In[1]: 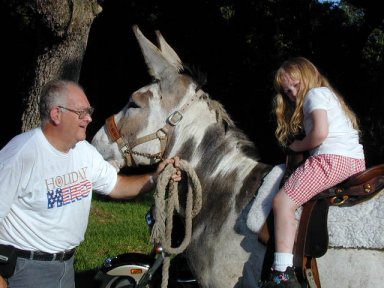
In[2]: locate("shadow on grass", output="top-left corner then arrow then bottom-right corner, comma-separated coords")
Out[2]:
75,269 -> 99,288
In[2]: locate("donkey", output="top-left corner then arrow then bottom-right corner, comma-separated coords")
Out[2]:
91,26 -> 384,287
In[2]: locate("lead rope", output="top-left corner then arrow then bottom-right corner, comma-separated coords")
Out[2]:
151,159 -> 202,288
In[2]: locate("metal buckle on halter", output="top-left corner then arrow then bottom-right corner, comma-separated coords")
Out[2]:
167,111 -> 183,126
120,144 -> 130,155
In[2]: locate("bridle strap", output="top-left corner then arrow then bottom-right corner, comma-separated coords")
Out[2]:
105,115 -> 136,167
105,89 -> 205,167
129,89 -> 204,150
106,115 -> 121,142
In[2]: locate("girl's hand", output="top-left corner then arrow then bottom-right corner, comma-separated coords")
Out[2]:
288,110 -> 328,152
0,275 -> 8,288
289,140 -> 301,152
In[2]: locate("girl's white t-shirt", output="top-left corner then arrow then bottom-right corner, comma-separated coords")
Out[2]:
303,87 -> 364,159
0,127 -> 117,252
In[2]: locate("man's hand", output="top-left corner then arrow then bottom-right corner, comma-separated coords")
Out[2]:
154,156 -> 181,182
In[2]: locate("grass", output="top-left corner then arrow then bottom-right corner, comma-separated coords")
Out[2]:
74,193 -> 153,273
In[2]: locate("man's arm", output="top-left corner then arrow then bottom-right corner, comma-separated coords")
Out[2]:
108,157 -> 181,199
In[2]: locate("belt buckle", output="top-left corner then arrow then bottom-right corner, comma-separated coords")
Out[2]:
59,249 -> 74,261
53,251 -> 64,261
59,251 -> 67,261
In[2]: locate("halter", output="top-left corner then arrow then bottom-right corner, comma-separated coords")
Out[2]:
105,89 -> 204,167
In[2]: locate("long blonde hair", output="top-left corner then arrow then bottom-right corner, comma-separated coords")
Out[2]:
273,57 -> 360,146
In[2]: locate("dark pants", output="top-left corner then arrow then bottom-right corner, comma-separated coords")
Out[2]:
7,255 -> 75,288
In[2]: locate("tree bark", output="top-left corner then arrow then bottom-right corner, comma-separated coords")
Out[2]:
3,0 -> 102,131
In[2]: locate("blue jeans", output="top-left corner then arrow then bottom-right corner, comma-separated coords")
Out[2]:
7,256 -> 75,288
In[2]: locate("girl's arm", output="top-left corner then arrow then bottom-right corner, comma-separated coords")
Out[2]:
289,109 -> 328,152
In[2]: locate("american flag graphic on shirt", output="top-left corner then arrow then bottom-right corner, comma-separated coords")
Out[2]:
47,180 -> 92,208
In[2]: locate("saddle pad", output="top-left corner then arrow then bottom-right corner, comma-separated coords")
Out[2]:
246,164 -> 384,249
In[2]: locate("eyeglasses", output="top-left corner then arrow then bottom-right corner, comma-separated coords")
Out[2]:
58,106 -> 94,119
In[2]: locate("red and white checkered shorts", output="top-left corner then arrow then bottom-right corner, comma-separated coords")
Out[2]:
283,154 -> 366,205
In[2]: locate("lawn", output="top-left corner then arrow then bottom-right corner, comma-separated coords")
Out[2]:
74,193 -> 154,284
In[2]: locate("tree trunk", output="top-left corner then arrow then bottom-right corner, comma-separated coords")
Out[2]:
3,0 -> 102,131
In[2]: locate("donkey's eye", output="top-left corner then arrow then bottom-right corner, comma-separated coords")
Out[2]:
151,78 -> 160,84
128,101 -> 140,109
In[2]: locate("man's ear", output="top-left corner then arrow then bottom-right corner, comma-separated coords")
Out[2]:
50,107 -> 61,125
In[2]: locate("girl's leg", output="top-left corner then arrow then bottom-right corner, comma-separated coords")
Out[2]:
273,189 -> 299,253
272,188 -> 299,271
259,188 -> 301,287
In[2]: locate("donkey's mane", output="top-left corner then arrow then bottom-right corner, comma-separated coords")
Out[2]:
181,64 -> 207,90
181,64 -> 235,128
202,94 -> 260,161
205,97 -> 235,128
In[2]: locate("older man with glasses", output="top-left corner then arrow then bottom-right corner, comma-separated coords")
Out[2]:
0,79 -> 181,288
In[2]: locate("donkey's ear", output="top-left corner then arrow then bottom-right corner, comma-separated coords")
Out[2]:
155,30 -> 183,72
132,25 -> 179,79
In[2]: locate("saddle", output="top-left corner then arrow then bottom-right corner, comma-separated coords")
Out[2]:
260,152 -> 384,288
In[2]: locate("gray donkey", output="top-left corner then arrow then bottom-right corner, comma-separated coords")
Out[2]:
91,26 -> 384,287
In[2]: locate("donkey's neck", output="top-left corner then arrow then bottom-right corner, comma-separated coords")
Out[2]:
171,116 -> 261,194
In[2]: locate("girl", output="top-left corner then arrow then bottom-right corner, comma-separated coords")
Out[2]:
262,57 -> 365,287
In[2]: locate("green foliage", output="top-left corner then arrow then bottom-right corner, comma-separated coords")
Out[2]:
220,5 -> 236,21
339,2 -> 365,26
363,28 -> 384,72
74,195 -> 152,272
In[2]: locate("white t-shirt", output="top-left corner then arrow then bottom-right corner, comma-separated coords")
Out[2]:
303,87 -> 364,159
0,127 -> 117,253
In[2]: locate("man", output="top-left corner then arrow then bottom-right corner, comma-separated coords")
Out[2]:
0,80 -> 181,288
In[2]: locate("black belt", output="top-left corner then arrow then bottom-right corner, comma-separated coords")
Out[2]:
16,248 -> 76,261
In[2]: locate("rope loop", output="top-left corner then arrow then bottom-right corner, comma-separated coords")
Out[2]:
150,159 -> 202,288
